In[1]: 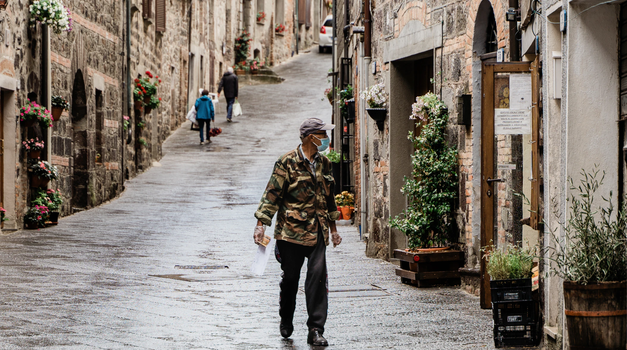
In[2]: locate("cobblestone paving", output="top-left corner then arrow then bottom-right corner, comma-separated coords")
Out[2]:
0,50 -> 497,350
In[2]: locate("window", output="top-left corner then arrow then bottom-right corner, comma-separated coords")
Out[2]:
155,0 -> 166,32
275,0 -> 284,25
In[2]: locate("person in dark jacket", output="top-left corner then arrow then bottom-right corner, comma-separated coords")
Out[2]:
217,67 -> 239,122
194,90 -> 215,145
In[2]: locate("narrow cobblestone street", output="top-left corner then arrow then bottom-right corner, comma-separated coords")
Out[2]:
0,51 -> 497,349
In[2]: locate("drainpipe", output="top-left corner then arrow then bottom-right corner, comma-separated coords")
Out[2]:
187,1 -> 193,109
124,0 -> 131,184
360,47 -> 370,240
42,24 -> 51,164
363,0 -> 370,58
295,0 -> 299,54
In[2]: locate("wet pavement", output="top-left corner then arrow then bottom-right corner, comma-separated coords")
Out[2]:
0,50 -> 498,349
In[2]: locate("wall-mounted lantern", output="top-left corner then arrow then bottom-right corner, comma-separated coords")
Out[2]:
506,8 -> 520,22
0,0 -> 8,10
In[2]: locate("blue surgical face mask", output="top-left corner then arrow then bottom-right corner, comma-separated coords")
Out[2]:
312,135 -> 330,152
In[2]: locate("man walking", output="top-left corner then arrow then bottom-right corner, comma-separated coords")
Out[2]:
194,90 -> 215,144
217,67 -> 238,122
253,118 -> 342,346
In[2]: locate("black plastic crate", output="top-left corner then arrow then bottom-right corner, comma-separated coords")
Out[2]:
490,278 -> 533,303
493,323 -> 540,348
492,301 -> 537,326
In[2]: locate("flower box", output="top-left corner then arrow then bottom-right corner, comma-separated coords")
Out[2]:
393,249 -> 463,288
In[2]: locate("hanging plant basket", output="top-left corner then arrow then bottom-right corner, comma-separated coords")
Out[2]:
134,100 -> 143,110
30,176 -> 50,188
21,119 -> 36,128
51,106 -> 63,121
28,150 -> 42,159
366,108 -> 387,131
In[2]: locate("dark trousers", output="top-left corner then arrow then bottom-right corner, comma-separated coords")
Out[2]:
197,119 -> 211,142
226,97 -> 235,120
276,231 -> 328,332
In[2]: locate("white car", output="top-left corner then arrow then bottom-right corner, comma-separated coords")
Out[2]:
319,15 -> 333,53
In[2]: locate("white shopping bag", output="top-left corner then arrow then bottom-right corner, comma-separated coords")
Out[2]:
250,238 -> 275,276
186,106 -> 197,125
233,100 -> 243,117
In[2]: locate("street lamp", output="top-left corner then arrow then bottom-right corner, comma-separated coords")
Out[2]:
0,0 -> 7,10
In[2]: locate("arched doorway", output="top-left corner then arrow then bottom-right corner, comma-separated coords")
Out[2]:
72,69 -> 89,208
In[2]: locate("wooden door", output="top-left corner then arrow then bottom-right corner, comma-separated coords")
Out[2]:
480,59 -> 540,309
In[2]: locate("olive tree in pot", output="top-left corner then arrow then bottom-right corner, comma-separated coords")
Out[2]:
546,168 -> 626,350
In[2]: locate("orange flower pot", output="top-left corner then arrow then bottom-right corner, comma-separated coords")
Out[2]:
337,206 -> 343,220
340,206 -> 352,220
51,106 -> 63,121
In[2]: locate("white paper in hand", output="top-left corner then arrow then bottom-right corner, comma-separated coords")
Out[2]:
250,238 -> 274,276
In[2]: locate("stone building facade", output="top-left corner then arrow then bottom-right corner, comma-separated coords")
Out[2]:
332,0 -> 545,311
0,0 -> 302,230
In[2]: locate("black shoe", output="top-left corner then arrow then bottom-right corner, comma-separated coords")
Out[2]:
280,322 -> 293,338
307,328 -> 328,346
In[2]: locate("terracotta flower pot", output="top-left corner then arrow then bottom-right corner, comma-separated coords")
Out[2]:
51,106 -> 63,121
30,176 -> 50,188
337,206 -> 343,220
134,100 -> 143,110
235,69 -> 245,76
28,150 -> 41,159
340,206 -> 352,220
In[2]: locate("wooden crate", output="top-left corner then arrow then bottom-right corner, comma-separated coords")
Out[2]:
393,249 -> 464,288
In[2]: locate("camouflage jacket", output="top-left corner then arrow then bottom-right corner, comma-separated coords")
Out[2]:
255,146 -> 340,246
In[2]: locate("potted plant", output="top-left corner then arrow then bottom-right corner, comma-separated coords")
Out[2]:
389,93 -> 460,287
360,82 -> 388,130
29,160 -> 59,188
545,168 -> 627,350
0,206 -> 8,227
24,205 -> 49,229
19,101 -> 53,128
324,148 -> 341,194
338,85 -> 354,123
256,11 -> 266,22
234,31 -> 252,67
483,243 -> 540,347
22,138 -> 45,159
275,23 -> 286,34
145,95 -> 161,114
324,87 -> 334,105
51,95 -> 69,121
33,189 -> 62,224
29,0 -> 72,34
335,191 -> 354,220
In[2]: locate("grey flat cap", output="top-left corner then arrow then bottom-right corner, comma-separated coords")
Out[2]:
300,118 -> 335,136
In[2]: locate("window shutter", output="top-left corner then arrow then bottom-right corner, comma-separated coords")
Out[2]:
305,0 -> 311,27
298,0 -> 305,24
143,0 -> 153,19
156,0 -> 166,32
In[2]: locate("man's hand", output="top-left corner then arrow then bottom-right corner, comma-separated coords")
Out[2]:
331,231 -> 342,247
254,225 -> 266,245
217,93 -> 220,98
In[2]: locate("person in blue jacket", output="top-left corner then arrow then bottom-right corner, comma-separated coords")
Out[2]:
194,90 -> 215,144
